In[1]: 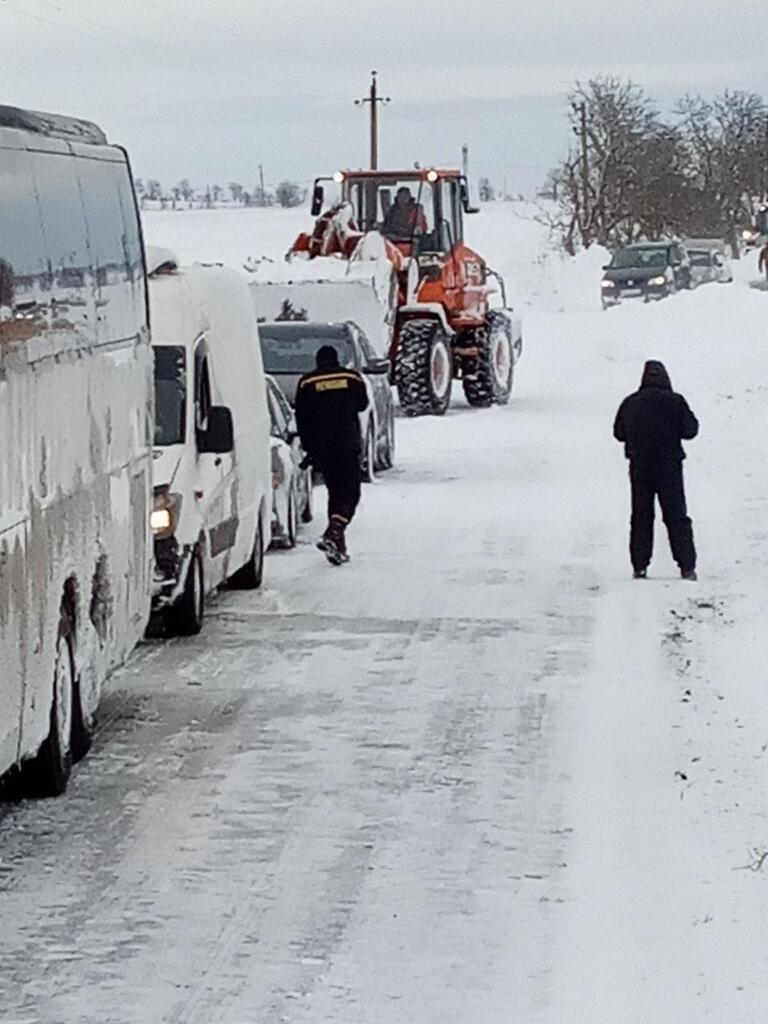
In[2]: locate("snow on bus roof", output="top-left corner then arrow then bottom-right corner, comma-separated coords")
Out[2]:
0,105 -> 107,145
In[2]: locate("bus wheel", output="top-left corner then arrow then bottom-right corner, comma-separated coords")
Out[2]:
26,627 -> 75,797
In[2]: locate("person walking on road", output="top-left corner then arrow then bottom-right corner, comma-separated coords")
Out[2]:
613,360 -> 699,580
758,242 -> 768,286
295,345 -> 369,565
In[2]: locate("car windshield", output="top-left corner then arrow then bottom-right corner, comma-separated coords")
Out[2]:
154,346 -> 186,446
689,251 -> 712,266
259,327 -> 353,373
611,247 -> 669,269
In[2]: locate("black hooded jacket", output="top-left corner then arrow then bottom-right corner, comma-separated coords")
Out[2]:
613,361 -> 699,465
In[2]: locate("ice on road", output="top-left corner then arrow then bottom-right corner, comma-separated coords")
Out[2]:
2,205 -> 768,1023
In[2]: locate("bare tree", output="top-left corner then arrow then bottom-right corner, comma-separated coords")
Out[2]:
275,180 -> 303,208
229,182 -> 244,204
676,90 -> 767,255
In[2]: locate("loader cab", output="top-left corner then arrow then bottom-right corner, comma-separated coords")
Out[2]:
336,170 -> 470,257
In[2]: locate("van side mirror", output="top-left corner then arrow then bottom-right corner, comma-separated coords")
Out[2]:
365,357 -> 391,375
311,183 -> 325,217
198,406 -> 234,454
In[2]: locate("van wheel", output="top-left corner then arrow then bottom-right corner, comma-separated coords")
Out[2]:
230,517 -> 264,589
284,488 -> 298,549
25,629 -> 75,797
167,547 -> 204,636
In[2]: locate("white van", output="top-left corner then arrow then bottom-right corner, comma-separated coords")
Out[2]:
0,105 -> 152,795
148,253 -> 271,634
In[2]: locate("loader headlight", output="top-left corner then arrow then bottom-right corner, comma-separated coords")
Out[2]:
648,275 -> 667,286
426,169 -> 439,183
151,486 -> 182,538
333,171 -> 345,183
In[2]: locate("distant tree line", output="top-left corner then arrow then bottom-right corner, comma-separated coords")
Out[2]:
542,77 -> 768,255
133,177 -> 307,210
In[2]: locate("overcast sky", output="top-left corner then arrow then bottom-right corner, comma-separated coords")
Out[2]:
2,0 -> 766,194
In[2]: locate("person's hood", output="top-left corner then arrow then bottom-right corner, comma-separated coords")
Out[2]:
640,360 -> 672,390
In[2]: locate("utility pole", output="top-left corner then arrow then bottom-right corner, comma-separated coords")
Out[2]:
258,163 -> 265,207
355,71 -> 390,169
572,100 -> 590,241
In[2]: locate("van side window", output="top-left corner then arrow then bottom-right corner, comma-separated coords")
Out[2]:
194,347 -> 212,434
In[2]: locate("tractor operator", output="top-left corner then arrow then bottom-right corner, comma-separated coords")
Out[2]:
295,344 -> 369,565
383,186 -> 427,240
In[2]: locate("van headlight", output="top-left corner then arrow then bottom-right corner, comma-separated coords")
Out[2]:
151,486 -> 182,538
601,279 -> 615,289
648,275 -> 667,286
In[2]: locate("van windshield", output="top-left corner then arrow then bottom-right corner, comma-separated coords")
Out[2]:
259,326 -> 353,373
154,346 -> 186,446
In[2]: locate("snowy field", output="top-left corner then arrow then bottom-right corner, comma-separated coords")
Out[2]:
1,201 -> 768,1022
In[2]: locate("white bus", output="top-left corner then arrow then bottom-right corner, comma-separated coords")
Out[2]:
0,105 -> 152,795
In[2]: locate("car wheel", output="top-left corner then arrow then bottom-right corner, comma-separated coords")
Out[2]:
380,405 -> 395,470
361,420 -> 376,483
301,468 -> 314,522
285,487 -> 298,549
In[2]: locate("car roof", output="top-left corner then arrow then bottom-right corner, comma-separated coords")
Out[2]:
259,321 -> 355,337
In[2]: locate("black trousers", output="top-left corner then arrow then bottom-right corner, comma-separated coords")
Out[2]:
320,454 -> 361,525
629,461 -> 696,572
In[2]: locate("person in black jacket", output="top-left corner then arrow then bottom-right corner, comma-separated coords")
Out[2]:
295,344 -> 369,564
613,360 -> 699,580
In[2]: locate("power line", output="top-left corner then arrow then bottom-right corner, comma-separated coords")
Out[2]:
2,0 -> 348,104
133,0 -> 359,73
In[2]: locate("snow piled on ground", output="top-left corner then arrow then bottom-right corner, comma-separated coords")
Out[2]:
143,201 -> 768,1021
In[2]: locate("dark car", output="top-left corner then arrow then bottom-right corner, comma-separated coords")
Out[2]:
258,320 -> 395,480
601,242 -> 692,309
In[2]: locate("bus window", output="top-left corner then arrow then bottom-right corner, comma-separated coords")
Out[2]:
0,149 -> 47,341
31,150 -> 93,335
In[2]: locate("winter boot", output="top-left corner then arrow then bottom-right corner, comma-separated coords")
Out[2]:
633,569 -> 647,579
680,568 -> 698,581
317,515 -> 350,565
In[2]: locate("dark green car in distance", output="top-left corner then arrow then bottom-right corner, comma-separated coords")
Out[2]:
601,242 -> 692,309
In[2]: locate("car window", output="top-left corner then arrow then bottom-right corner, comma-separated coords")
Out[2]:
689,251 -> 712,266
357,331 -> 378,365
267,383 -> 289,438
611,247 -> 668,269
259,326 -> 354,371
271,381 -> 295,427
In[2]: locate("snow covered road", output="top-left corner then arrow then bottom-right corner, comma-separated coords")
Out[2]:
2,206 -> 768,1022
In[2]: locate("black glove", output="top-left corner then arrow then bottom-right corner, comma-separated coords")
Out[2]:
299,454 -> 313,471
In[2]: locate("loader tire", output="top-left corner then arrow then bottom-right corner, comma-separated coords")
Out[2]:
462,311 -> 514,408
395,320 -> 452,417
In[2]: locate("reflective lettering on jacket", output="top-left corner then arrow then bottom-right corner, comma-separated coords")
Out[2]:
315,378 -> 350,392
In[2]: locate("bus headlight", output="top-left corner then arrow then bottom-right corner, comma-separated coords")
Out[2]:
151,486 -> 182,538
